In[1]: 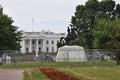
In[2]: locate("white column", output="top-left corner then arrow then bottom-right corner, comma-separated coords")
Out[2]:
29,39 -> 32,53
22,39 -> 25,53
42,39 -> 45,52
36,39 -> 39,57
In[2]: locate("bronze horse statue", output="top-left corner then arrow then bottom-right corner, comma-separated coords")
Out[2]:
59,26 -> 78,45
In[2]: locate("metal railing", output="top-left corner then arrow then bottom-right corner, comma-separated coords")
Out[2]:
0,49 -> 118,67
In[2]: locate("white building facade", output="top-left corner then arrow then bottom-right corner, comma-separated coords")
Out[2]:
20,31 -> 65,54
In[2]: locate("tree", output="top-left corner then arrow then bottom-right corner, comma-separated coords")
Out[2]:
92,19 -> 120,64
70,0 -> 120,49
0,6 -> 22,50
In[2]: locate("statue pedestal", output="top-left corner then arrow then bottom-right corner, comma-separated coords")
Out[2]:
56,45 -> 87,62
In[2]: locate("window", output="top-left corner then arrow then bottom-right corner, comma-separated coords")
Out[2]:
46,40 -> 49,44
39,40 -> 41,44
52,47 -> 54,52
32,40 -> 35,44
51,40 -> 54,44
39,48 -> 41,52
46,47 -> 49,52
26,48 -> 28,52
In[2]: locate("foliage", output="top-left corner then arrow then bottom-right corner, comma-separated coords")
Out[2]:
92,19 -> 120,49
70,0 -> 120,49
0,5 -> 22,50
92,19 -> 120,64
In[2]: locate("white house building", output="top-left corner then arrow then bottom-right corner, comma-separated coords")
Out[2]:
20,31 -> 65,54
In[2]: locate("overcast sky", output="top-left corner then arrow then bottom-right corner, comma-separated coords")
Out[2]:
1,0 -> 120,33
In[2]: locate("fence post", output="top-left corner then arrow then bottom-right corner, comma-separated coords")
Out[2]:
13,50 -> 18,68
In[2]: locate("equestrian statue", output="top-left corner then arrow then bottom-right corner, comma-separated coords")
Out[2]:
57,26 -> 79,48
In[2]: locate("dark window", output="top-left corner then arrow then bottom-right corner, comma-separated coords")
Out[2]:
26,48 -> 28,52
39,40 -> 41,44
46,40 -> 49,44
39,48 -> 41,52
52,47 -> 54,52
46,47 -> 49,52
32,40 -> 35,44
51,40 -> 54,44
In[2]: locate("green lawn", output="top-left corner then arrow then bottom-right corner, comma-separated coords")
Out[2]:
57,68 -> 89,80
23,67 -> 120,80
0,61 -> 120,80
24,68 -> 49,80
57,67 -> 120,80
0,61 -> 117,68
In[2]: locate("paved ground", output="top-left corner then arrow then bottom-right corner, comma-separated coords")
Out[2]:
0,69 -> 24,80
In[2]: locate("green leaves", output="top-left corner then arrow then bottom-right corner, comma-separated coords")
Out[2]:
92,19 -> 120,49
70,0 -> 120,49
0,6 -> 22,50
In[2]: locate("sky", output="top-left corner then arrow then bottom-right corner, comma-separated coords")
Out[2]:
1,0 -> 120,33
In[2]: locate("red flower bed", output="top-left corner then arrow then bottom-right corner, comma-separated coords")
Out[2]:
40,67 -> 80,80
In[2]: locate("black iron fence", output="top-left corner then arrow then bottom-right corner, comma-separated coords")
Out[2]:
0,49 -> 118,67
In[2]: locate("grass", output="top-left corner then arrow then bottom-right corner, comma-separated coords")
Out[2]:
77,67 -> 120,80
23,68 -> 49,80
0,61 -> 117,68
32,68 -> 49,80
23,67 -> 120,80
23,70 -> 29,80
57,68 -> 90,80
0,61 -> 120,80
57,67 -> 120,80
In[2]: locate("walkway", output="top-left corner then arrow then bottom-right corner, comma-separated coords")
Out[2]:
0,69 -> 24,80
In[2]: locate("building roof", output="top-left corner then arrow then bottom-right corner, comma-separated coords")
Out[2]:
22,31 -> 65,39
23,32 -> 45,39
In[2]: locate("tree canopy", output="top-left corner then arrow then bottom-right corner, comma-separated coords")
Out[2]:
92,19 -> 120,49
67,0 -> 120,65
70,0 -> 120,49
92,18 -> 120,64
0,5 -> 22,50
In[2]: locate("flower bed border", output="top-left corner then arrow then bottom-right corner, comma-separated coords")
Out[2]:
39,67 -> 80,80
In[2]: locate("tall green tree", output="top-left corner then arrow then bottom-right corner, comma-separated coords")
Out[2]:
92,19 -> 120,64
0,6 -> 22,50
70,0 -> 120,49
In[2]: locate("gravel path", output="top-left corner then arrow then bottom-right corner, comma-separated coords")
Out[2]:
0,69 -> 24,80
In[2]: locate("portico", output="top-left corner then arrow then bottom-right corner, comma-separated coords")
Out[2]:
21,38 -> 44,53
20,32 -> 65,55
